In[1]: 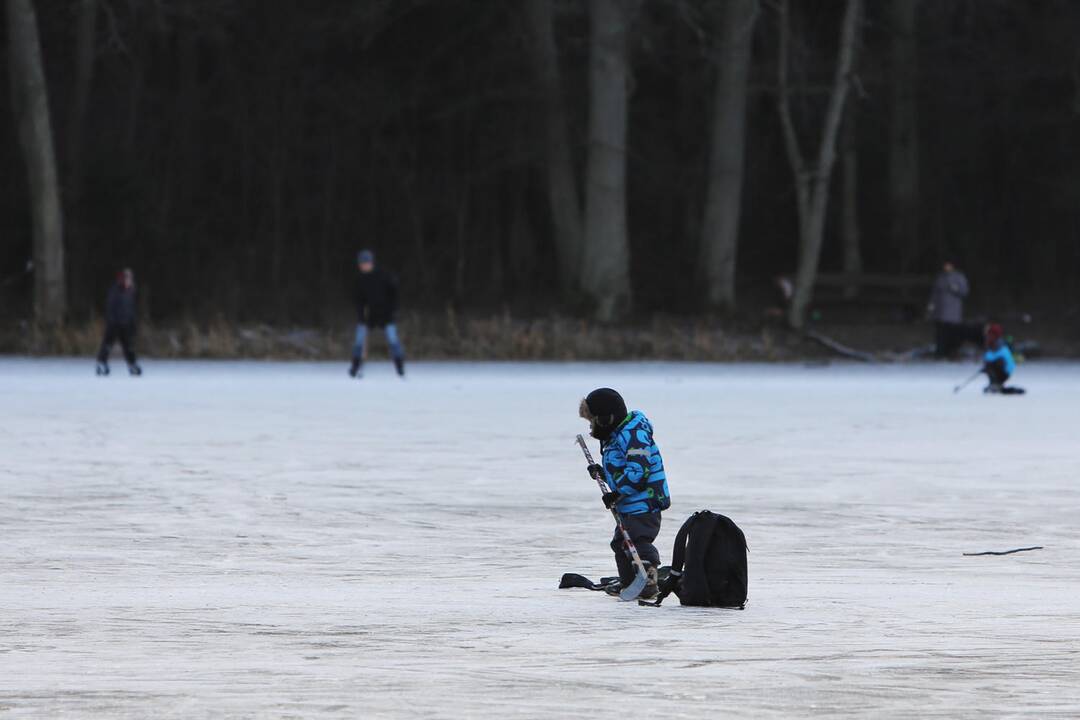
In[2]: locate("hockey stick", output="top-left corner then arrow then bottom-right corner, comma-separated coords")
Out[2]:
953,368 -> 983,394
576,434 -> 649,601
963,546 -> 1042,556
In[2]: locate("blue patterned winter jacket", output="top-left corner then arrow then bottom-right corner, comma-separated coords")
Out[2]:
601,411 -> 671,516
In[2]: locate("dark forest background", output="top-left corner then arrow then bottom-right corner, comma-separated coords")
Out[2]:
3,0 -> 1080,339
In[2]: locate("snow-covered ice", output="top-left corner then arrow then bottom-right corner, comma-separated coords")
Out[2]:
1,358 -> 1079,718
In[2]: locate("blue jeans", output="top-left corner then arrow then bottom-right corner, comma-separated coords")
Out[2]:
353,323 -> 404,362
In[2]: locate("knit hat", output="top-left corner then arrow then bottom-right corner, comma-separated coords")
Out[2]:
579,388 -> 628,440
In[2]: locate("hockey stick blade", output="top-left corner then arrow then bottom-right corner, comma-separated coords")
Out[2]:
618,569 -> 648,601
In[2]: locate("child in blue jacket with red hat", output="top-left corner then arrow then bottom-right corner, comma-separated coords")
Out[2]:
982,323 -> 1024,394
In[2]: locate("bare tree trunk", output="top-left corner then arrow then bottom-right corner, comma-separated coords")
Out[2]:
841,99 -> 863,298
7,0 -> 66,325
270,146 -> 285,292
487,196 -> 505,303
67,0 -> 96,199
177,25 -> 200,305
890,0 -> 919,272
527,0 -> 583,294
122,22 -> 145,256
65,0 -> 96,309
582,0 -> 633,321
700,0 -> 757,311
777,0 -> 861,329
315,131 -> 337,319
453,85 -> 477,304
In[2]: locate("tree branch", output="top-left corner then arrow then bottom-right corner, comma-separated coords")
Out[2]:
814,0 -> 862,176
776,0 -> 804,180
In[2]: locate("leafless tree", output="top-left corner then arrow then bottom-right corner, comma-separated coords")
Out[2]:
890,0 -> 919,271
700,0 -> 758,311
776,0 -> 861,328
7,0 -> 66,325
527,0 -> 584,295
67,0 -> 97,200
841,98 -> 863,299
581,0 -> 635,321
63,0 -> 98,306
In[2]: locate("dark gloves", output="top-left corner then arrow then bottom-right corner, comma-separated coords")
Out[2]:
588,463 -> 618,507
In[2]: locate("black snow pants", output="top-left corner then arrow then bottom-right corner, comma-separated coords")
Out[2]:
985,358 -> 1010,386
611,511 -> 661,586
97,323 -> 138,365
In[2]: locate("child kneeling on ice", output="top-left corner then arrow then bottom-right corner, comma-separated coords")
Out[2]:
579,388 -> 671,599
983,323 -> 1024,394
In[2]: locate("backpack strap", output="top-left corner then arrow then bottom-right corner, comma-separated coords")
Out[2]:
670,511 -> 700,575
640,512 -> 701,607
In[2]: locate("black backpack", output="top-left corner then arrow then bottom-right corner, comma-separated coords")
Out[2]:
646,511 -> 748,608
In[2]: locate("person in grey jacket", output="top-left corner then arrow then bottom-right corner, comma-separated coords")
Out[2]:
927,261 -> 978,357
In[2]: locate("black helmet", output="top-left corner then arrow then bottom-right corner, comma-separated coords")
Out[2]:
579,388 -> 628,440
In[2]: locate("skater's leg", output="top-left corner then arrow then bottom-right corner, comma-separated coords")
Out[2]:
610,529 -> 634,586
96,324 -> 118,367
385,323 -> 405,375
933,323 -> 949,358
97,324 -> 116,362
352,324 -> 367,359
610,513 -> 661,587
350,324 -> 367,376
384,324 -> 404,360
119,324 -> 139,368
984,358 -> 1009,388
623,513 -> 662,597
623,512 -> 662,568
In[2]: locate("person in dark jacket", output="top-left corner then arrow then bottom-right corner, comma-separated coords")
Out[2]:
927,260 -> 981,358
96,268 -> 141,376
350,250 -> 405,378
580,388 -> 671,599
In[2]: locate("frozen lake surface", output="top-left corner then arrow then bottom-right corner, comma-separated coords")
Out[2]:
1,358 -> 1079,718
